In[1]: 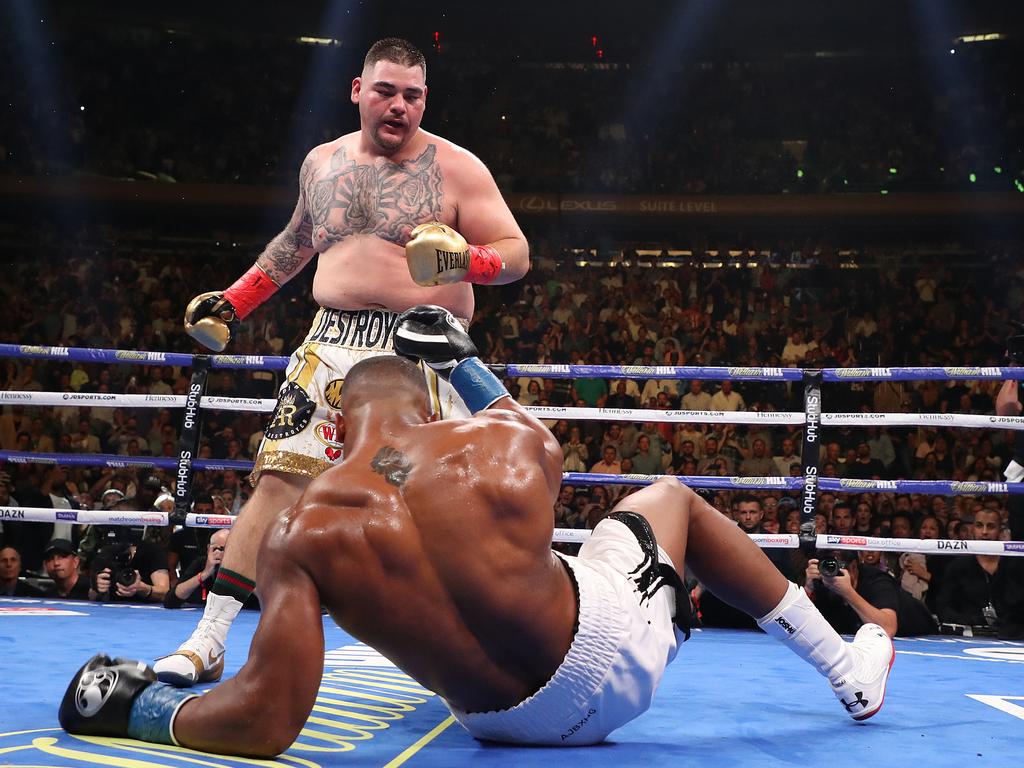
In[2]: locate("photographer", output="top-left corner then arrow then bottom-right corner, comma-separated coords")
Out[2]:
165,529 -> 229,609
88,519 -> 169,604
805,551 -> 936,638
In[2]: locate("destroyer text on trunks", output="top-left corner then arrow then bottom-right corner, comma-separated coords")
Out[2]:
308,309 -> 398,349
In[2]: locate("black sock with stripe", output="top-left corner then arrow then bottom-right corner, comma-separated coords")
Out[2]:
210,567 -> 255,604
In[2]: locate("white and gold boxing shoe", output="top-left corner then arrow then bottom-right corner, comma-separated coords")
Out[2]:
153,593 -> 240,687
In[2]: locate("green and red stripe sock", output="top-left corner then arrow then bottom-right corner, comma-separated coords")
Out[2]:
211,567 -> 255,604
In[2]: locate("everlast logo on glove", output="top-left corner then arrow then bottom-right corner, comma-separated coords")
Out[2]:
435,248 -> 469,272
265,383 -> 316,440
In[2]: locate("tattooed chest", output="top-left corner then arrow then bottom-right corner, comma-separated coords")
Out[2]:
304,144 -> 444,248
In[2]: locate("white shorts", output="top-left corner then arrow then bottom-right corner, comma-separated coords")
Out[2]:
447,513 -> 688,745
251,307 -> 470,483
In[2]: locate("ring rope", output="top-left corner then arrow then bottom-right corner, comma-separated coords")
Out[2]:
3,505 -> 1019,556
0,451 -> 253,472
1,450 -> 1021,497
3,342 -> 1024,381
4,390 -> 1024,432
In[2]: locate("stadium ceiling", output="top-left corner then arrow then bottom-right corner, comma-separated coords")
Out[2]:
40,1 -> 1024,58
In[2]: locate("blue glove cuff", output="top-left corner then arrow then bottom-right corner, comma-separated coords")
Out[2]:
127,683 -> 198,746
449,357 -> 507,414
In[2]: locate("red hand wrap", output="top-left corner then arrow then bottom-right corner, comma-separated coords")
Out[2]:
465,245 -> 504,285
223,265 -> 280,320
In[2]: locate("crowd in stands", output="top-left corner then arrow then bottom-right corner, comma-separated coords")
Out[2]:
1,245 -> 1022,636
1,11 -> 1023,637
2,26 -> 1021,194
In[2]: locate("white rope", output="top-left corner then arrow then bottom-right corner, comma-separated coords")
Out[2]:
552,526 -> 1024,556
5,503 -> 1020,556
7,389 -> 1023,430
0,391 -> 276,412
824,412 -> 1024,430
0,506 -> 167,526
814,533 -> 1022,556
527,405 -> 804,424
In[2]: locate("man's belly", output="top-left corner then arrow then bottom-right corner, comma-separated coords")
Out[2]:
312,236 -> 474,319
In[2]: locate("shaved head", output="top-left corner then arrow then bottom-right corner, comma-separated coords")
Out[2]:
342,356 -> 429,410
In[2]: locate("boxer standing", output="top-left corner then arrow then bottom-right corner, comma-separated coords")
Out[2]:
157,37 -> 529,685
63,307 -> 893,757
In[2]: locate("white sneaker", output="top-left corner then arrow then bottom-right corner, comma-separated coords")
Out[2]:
153,593 -> 241,687
830,623 -> 894,721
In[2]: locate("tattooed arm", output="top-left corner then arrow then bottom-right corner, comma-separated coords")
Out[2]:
253,151 -> 319,285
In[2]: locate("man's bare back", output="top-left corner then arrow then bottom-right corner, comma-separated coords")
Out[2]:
280,406 -> 577,713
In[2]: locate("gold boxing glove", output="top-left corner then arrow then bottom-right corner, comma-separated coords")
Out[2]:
405,222 -> 470,286
183,292 -> 239,352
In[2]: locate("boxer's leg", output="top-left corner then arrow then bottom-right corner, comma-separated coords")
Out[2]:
614,478 -> 892,720
154,471 -> 309,686
610,478 -> 787,615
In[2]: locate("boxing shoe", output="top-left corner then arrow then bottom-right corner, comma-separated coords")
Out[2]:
829,623 -> 894,721
153,593 -> 241,687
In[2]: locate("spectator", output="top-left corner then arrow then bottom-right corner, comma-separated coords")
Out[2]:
804,552 -> 936,638
898,515 -> 945,611
830,503 -> 854,535
772,438 -> 800,477
630,434 -> 663,475
168,494 -> 215,577
589,445 -> 622,475
934,508 -> 1024,639
738,437 -> 776,476
710,380 -> 745,412
681,380 -> 712,411
165,529 -> 238,608
89,524 -> 170,604
698,436 -> 733,475
0,545 -> 45,597
41,539 -> 89,599
560,426 -> 589,473
847,442 -> 887,479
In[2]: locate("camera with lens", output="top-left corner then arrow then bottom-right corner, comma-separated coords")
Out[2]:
818,554 -> 846,578
90,525 -> 143,592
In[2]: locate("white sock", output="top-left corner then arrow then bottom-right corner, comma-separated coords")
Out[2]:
757,582 -> 852,683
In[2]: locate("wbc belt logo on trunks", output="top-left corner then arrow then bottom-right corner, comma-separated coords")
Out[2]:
308,309 -> 399,349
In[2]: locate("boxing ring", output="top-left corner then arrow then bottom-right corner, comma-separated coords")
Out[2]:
2,343 -> 1023,767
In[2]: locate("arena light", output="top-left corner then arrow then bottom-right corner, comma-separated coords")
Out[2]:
953,33 -> 1005,44
298,36 -> 341,46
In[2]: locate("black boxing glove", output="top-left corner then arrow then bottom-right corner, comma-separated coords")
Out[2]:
394,305 -> 507,413
393,305 -> 479,380
60,654 -> 197,745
